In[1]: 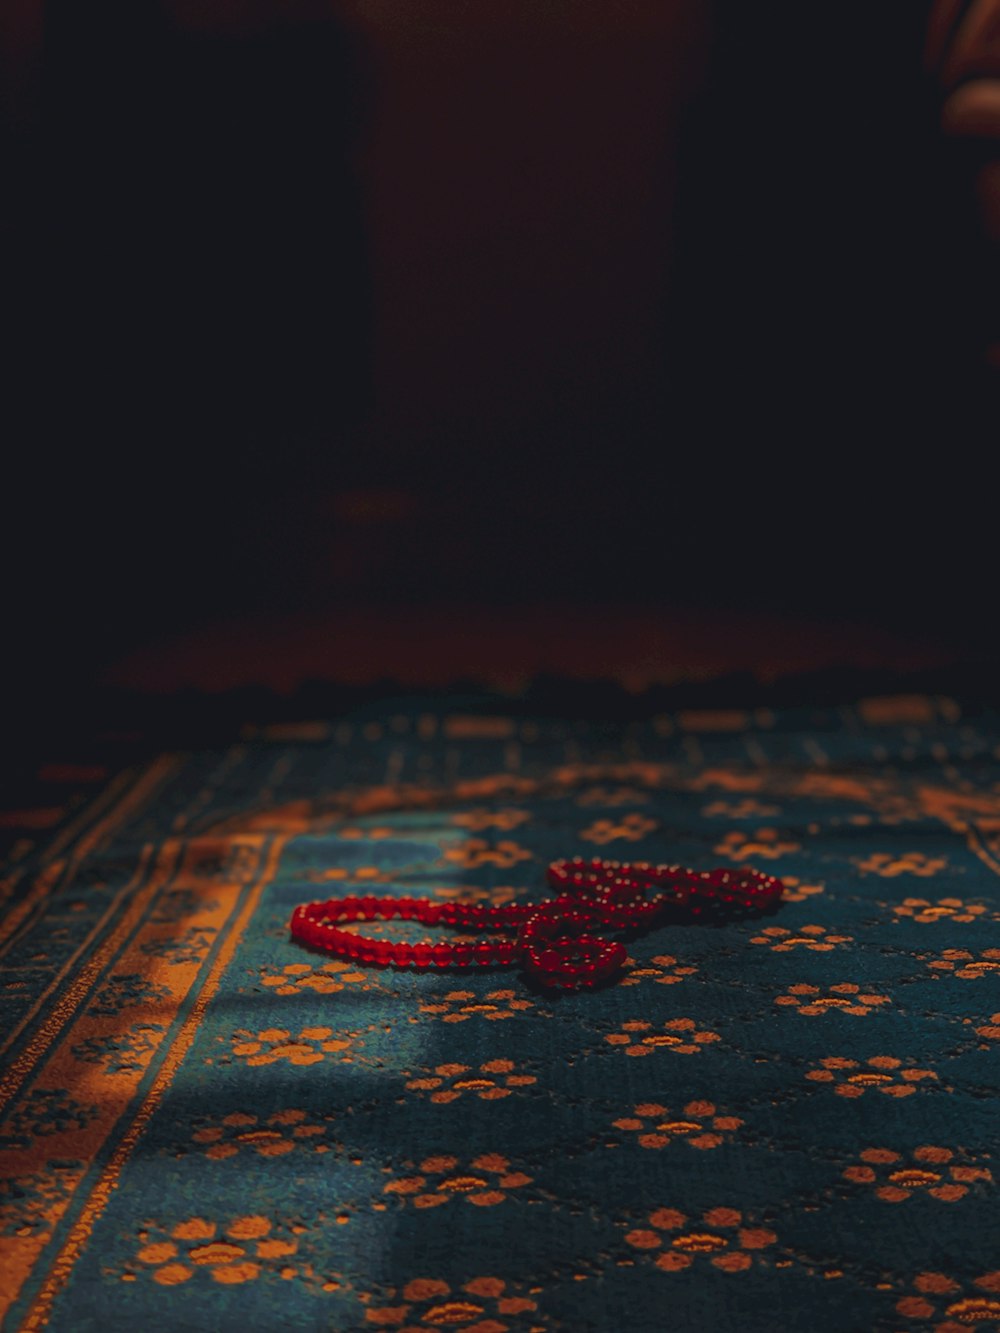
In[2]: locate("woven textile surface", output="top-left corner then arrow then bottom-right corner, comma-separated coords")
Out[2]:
2,693 -> 1000,1331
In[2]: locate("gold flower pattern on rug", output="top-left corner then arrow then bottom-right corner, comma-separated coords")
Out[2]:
892,897 -> 990,924
842,1147 -> 992,1203
383,1155 -> 532,1209
189,1109 -> 334,1160
576,785 -> 651,807
895,1272 -> 1000,1330
258,960 -> 372,995
701,799 -> 781,818
430,883 -> 521,907
120,1215 -> 302,1287
854,852 -> 948,877
774,983 -> 890,1016
418,989 -> 535,1022
715,828 -> 800,859
404,1060 -> 537,1103
442,840 -> 533,870
604,1018 -> 721,1056
223,1027 -> 354,1066
806,1056 -> 938,1098
451,809 -> 531,832
612,1101 -> 743,1151
579,814 -> 658,844
625,1206 -> 777,1272
305,864 -> 388,883
924,949 -> 1000,979
773,875 -> 825,903
750,924 -> 853,952
363,1275 -> 539,1330
619,954 -> 698,987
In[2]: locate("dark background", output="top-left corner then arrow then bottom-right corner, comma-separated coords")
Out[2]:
2,0 -> 997,741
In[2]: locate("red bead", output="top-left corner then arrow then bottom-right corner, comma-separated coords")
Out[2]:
288,857 -> 784,991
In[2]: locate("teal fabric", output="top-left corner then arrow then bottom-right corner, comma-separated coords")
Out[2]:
2,694 -> 1000,1330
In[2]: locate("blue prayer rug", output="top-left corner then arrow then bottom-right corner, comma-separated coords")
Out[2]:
2,693 -> 999,1330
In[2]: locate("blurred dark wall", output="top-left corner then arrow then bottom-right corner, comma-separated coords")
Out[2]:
2,0 -> 997,722
668,0 -> 997,622
4,0 -> 374,692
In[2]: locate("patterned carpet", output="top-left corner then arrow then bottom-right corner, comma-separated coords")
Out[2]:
2,692 -> 1000,1330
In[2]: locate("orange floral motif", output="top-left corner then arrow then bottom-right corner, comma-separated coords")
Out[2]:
779,876 -> 825,903
612,1101 -> 743,1151
549,761 -> 670,791
120,1215 -> 302,1287
442,840 -> 533,870
976,1012 -> 1000,1040
925,949 -> 1000,979
383,1154 -> 532,1210
305,865 -> 388,883
806,1056 -> 938,1098
714,828 -> 800,860
619,954 -> 698,988
843,1147 -> 992,1203
405,1060 -> 537,1103
605,1018 -> 721,1057
688,770 -> 764,794
363,1275 -> 538,1330
223,1027 -> 355,1067
258,960 -> 373,995
854,852 -> 947,877
451,809 -> 531,832
451,775 -> 537,803
892,897 -> 989,924
774,984 -> 889,1017
579,814 -> 658,845
189,1109 -> 335,1160
431,883 -> 521,908
336,826 -> 396,841
701,799 -> 780,819
895,1271 -> 1000,1330
793,771 -> 893,806
625,1205 -> 777,1272
576,786 -> 651,808
750,924 -> 853,953
418,989 -> 535,1023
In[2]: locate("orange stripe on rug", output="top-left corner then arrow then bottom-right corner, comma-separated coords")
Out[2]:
17,835 -> 287,1332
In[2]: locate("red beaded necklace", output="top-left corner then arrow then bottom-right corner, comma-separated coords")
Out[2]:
290,857 -> 783,990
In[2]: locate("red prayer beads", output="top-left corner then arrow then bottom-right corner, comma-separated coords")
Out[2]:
289,857 -> 783,990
